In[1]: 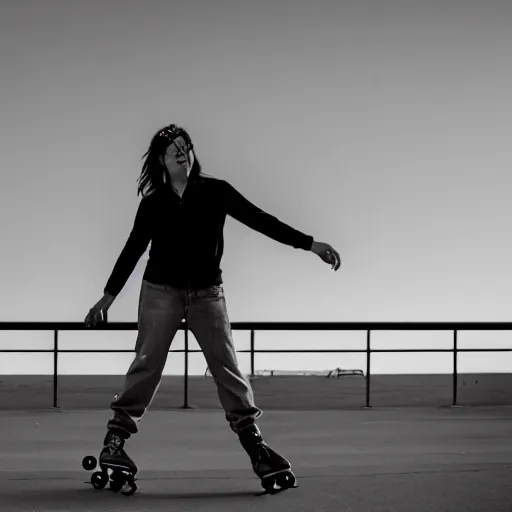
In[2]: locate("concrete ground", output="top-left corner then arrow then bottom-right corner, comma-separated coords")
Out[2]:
1,406 -> 511,512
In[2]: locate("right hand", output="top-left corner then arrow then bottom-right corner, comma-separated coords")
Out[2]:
84,294 -> 115,328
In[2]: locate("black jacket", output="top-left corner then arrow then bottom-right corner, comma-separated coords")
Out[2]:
104,175 -> 314,296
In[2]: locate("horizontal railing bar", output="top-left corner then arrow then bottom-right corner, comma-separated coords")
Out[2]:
2,322 -> 512,330
236,348 -> 512,353
0,348 -> 510,353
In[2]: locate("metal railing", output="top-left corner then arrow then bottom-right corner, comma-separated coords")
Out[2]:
0,321 -> 511,409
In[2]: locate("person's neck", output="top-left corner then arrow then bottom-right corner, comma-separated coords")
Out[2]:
170,177 -> 188,196
164,169 -> 188,188
171,177 -> 187,188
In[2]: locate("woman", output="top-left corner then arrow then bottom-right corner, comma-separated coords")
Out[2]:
84,123 -> 341,492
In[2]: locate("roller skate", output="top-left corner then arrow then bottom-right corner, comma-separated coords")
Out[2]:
82,430 -> 138,496
237,424 -> 297,494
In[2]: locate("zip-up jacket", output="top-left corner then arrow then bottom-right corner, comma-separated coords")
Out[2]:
104,175 -> 314,296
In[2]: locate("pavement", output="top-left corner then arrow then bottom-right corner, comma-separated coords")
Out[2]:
1,406 -> 511,512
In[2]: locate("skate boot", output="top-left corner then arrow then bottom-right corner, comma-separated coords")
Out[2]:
82,430 -> 138,496
237,424 -> 297,493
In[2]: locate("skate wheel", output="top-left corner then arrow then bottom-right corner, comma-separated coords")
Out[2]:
261,476 -> 277,491
109,471 -> 126,492
121,477 -> 137,496
91,471 -> 108,490
82,455 -> 97,471
276,471 -> 296,489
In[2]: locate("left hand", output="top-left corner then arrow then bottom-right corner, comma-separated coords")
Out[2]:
311,241 -> 342,271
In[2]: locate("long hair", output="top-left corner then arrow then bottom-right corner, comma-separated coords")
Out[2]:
136,124 -> 210,198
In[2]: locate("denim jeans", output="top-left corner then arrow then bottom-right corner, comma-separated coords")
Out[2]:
107,280 -> 262,438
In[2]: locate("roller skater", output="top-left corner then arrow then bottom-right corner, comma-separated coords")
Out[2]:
82,123 -> 341,496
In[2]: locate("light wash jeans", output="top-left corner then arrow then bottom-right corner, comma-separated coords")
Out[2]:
107,280 -> 262,438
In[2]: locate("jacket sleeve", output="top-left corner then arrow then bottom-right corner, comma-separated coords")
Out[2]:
223,180 -> 314,251
103,198 -> 152,297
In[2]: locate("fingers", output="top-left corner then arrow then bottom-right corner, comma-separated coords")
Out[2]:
84,314 -> 94,328
326,248 -> 341,270
334,250 -> 341,270
84,309 -> 105,328
333,250 -> 340,267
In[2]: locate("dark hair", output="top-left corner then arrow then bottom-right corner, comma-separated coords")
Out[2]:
136,124 -> 211,198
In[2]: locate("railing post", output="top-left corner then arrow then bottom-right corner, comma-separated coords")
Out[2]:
452,330 -> 458,407
181,321 -> 193,409
364,329 -> 372,408
250,329 -> 255,377
53,330 -> 60,409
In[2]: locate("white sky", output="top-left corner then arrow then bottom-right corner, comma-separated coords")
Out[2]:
2,0 -> 512,374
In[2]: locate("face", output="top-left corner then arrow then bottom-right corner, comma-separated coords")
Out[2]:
162,136 -> 191,176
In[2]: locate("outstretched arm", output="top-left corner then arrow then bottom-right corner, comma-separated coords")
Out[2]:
224,181 -> 314,251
